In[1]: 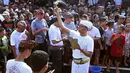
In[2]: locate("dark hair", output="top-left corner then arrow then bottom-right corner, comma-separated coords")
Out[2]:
100,17 -> 106,22
49,17 -> 64,25
30,50 -> 49,72
0,27 -> 5,32
81,14 -> 88,19
73,13 -> 80,19
114,14 -> 120,22
106,21 -> 114,26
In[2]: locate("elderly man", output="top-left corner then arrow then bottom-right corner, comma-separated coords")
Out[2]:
55,7 -> 94,73
10,21 -> 27,57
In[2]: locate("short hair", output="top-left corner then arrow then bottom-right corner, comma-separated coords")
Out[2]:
36,9 -> 44,15
19,40 -> 35,52
64,12 -> 73,18
100,17 -> 107,22
17,21 -> 27,27
106,21 -> 114,26
0,27 -> 5,32
30,50 -> 49,72
73,13 -> 80,19
118,25 -> 125,32
81,14 -> 88,19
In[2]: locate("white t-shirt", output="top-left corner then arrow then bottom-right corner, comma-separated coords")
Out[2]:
10,30 -> 22,55
49,24 -> 63,46
19,30 -> 28,41
69,30 -> 94,60
6,59 -> 32,73
87,26 -> 101,39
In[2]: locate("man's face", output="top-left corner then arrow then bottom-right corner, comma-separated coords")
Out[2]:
102,20 -> 107,26
119,18 -> 125,24
117,27 -> 123,34
18,24 -> 26,32
125,23 -> 130,31
78,24 -> 87,34
0,31 -> 5,38
37,12 -> 44,19
94,15 -> 99,22
3,15 -> 10,20
66,18 -> 72,24
20,15 -> 24,20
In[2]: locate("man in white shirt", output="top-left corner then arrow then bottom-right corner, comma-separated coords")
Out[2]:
48,17 -> 64,73
87,25 -> 101,65
6,40 -> 35,73
55,7 -> 94,73
10,21 -> 27,57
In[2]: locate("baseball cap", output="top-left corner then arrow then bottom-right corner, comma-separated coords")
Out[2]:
79,20 -> 93,31
2,11 -> 10,16
18,21 -> 27,27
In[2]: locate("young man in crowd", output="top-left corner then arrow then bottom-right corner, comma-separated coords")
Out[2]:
10,21 -> 27,57
98,17 -> 107,65
48,17 -> 64,73
64,12 -> 76,31
2,11 -> 15,37
6,40 -> 35,73
102,21 -> 114,66
0,27 -> 9,73
87,24 -> 101,65
31,9 -> 48,53
107,25 -> 125,73
55,7 -> 94,73
63,12 -> 76,64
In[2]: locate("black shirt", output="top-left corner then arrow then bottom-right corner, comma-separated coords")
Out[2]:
2,20 -> 15,33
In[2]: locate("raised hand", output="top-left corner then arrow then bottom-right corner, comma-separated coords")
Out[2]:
54,7 -> 60,16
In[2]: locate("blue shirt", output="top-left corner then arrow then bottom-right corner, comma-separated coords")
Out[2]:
31,18 -> 48,43
64,22 -> 76,39
64,22 -> 76,30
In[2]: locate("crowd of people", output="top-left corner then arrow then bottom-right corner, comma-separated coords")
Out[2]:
0,0 -> 130,73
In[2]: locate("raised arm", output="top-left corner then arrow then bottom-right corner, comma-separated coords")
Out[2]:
55,8 -> 70,35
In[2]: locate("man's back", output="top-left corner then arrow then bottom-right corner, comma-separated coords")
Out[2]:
6,59 -> 32,73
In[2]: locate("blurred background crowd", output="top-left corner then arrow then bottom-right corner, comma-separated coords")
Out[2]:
0,0 -> 130,73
